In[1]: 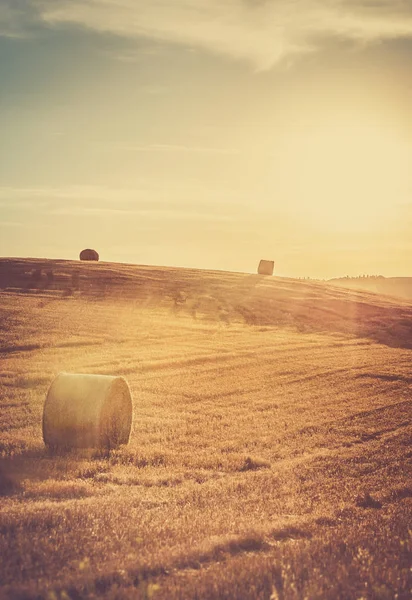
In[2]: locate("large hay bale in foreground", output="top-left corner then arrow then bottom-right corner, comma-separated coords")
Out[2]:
79,248 -> 99,261
43,373 -> 133,450
258,259 -> 274,276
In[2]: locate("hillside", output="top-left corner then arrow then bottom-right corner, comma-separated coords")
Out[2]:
0,258 -> 411,599
329,275 -> 412,302
1,257 -> 412,350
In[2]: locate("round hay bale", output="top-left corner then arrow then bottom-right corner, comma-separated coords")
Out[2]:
79,248 -> 99,261
43,373 -> 133,450
257,259 -> 274,276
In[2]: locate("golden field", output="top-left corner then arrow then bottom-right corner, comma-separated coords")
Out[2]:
0,258 -> 411,599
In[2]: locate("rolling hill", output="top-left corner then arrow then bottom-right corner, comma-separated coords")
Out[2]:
0,258 -> 411,599
329,275 -> 412,302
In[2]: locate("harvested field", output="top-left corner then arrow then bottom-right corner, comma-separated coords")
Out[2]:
0,258 -> 411,599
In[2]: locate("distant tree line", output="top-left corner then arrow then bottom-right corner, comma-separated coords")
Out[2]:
341,275 -> 384,280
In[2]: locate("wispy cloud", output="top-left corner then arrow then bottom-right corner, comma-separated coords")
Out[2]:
0,185 -> 147,204
99,142 -> 241,155
51,205 -> 231,221
50,206 -> 138,216
0,184 -> 236,220
28,0 -> 412,69
0,1 -> 39,38
1,221 -> 28,228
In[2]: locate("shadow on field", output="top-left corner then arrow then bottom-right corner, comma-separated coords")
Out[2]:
0,446 -> 111,499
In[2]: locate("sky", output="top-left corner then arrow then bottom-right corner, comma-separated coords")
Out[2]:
1,0 -> 412,279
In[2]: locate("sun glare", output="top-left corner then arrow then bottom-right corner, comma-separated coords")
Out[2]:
271,120 -> 411,233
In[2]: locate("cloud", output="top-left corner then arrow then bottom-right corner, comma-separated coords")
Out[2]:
51,205 -> 231,221
0,185 -> 147,204
0,184 -> 236,220
29,0 -> 412,69
50,206 -> 138,216
0,1 -> 40,38
99,142 -> 241,155
1,221 -> 28,228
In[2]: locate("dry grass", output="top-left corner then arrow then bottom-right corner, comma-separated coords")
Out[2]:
0,258 -> 411,599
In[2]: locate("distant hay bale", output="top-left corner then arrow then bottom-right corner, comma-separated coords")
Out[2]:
257,260 -> 274,276
43,373 -> 133,450
79,248 -> 99,262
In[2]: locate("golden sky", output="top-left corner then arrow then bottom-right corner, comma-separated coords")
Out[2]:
1,1 -> 412,278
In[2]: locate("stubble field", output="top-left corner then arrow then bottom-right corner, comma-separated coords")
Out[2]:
0,258 -> 411,599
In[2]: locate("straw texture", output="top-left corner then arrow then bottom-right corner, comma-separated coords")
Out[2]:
43,373 -> 133,450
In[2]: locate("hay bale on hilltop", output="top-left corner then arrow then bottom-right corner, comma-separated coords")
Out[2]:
257,260 -> 274,276
43,373 -> 133,450
79,249 -> 99,261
